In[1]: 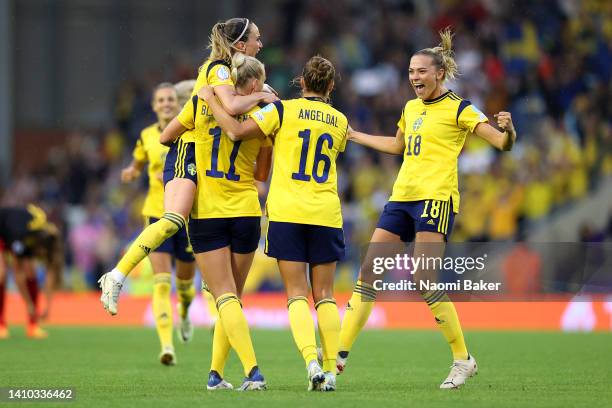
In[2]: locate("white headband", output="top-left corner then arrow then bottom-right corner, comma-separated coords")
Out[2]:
231,19 -> 250,45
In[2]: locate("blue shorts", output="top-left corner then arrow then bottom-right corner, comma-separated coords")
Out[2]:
188,217 -> 261,254
376,200 -> 455,242
265,221 -> 345,264
163,139 -> 197,185
146,217 -> 194,262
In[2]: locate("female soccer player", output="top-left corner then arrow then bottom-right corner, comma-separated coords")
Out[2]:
0,204 -> 62,339
117,83 -> 196,365
99,18 -> 276,315
339,29 -> 516,389
161,52 -> 272,391
199,55 -> 347,392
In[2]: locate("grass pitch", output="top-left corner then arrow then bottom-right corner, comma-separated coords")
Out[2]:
1,327 -> 610,407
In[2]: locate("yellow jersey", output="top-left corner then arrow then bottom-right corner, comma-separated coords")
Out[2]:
132,123 -> 168,218
177,92 -> 271,219
251,97 -> 348,228
177,60 -> 234,144
391,91 -> 488,213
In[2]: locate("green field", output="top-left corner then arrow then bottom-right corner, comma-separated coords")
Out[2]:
1,327 -> 611,407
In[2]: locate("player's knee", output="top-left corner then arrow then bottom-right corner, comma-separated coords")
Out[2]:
159,212 -> 186,235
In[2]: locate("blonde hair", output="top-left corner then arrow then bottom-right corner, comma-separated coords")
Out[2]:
415,28 -> 459,81
208,18 -> 252,64
297,55 -> 336,101
231,53 -> 265,89
174,79 -> 196,106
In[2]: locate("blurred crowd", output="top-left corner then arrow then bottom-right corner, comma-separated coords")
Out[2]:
1,0 -> 611,291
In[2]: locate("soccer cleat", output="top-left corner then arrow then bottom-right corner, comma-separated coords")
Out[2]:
307,360 -> 325,391
336,351 -> 348,375
26,324 -> 48,339
98,273 -> 123,316
440,354 -> 478,389
207,370 -> 233,390
0,325 -> 9,339
320,371 -> 336,392
159,346 -> 176,366
177,303 -> 194,343
237,366 -> 266,391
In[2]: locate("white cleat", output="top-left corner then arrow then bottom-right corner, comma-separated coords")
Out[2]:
159,346 -> 176,366
440,354 -> 478,389
307,360 -> 325,391
177,303 -> 194,343
320,372 -> 336,392
98,273 -> 123,316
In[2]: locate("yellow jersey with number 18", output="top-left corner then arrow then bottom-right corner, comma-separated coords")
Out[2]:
391,91 -> 488,213
132,123 -> 168,218
251,97 -> 348,228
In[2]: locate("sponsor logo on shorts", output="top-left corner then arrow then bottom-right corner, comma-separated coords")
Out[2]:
187,163 -> 197,176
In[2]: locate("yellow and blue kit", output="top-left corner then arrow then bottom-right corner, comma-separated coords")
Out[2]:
251,96 -> 348,263
377,90 -> 488,241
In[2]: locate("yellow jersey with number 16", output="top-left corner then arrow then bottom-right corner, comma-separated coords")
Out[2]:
251,97 -> 348,228
391,91 -> 488,213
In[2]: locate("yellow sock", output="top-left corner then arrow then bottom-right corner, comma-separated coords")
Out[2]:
423,290 -> 468,360
216,293 -> 257,376
116,212 -> 185,275
210,319 -> 231,376
176,278 -> 195,319
287,296 -> 317,367
315,298 -> 340,372
153,273 -> 173,349
339,280 -> 375,353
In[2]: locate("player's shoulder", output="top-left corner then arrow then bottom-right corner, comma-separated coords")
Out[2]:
204,59 -> 231,81
141,123 -> 161,140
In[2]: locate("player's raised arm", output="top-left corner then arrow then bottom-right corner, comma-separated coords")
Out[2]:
159,117 -> 187,146
198,85 -> 265,141
473,111 -> 516,151
348,126 -> 405,155
213,84 -> 277,116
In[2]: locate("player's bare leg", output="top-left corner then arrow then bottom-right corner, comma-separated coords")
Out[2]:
337,228 -> 402,373
197,249 -> 265,391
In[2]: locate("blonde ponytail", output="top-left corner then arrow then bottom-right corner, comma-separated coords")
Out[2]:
207,18 -> 252,64
231,52 -> 266,89
415,27 -> 459,81
208,22 -> 233,63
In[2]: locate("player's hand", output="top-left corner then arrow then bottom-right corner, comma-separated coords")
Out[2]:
262,83 -> 279,96
259,91 -> 279,104
121,166 -> 140,183
198,85 -> 214,101
347,125 -> 356,140
494,111 -> 515,134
